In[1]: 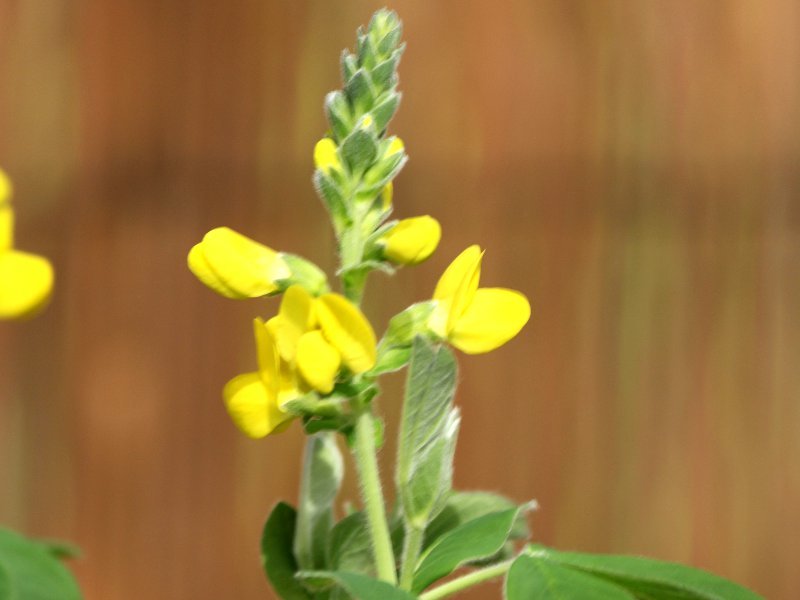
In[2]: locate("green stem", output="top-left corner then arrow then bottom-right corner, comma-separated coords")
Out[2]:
352,410 -> 397,584
399,523 -> 425,590
418,559 -> 515,600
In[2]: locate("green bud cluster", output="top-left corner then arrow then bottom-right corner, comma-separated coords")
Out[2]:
313,9 -> 408,297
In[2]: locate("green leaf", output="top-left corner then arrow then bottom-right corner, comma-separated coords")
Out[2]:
261,503 -> 312,600
412,507 -> 523,593
327,513 -> 374,577
294,434 -> 344,570
505,554 -> 635,600
527,545 -> 764,600
424,491 -> 531,551
396,338 -> 458,527
298,571 -> 417,600
340,129 -> 379,174
0,528 -> 82,600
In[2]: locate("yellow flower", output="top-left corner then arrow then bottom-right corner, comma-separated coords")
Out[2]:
187,227 -> 290,299
428,245 -> 530,354
380,216 -> 441,265
223,285 -> 378,438
0,170 -> 54,320
223,319 -> 298,438
314,138 -> 342,175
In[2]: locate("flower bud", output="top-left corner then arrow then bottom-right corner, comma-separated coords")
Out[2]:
380,216 -> 441,265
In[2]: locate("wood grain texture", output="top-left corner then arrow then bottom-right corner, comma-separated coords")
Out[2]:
1,1 -> 798,598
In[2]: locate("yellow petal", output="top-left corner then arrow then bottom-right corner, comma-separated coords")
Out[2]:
448,288 -> 530,354
0,168 -> 12,204
433,245 -> 482,333
253,318 -> 280,398
383,216 -> 441,265
0,202 -> 13,252
314,138 -> 341,174
266,285 -> 315,362
188,227 -> 290,299
387,137 -> 404,156
0,250 -> 54,319
315,293 -> 377,373
187,243 -> 240,298
223,372 -> 292,438
296,330 -> 341,394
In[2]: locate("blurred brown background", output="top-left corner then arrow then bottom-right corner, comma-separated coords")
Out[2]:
1,1 -> 798,598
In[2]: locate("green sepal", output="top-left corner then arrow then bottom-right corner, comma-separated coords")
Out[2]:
412,506 -> 529,593
325,91 -> 353,142
341,51 -> 358,83
278,253 -> 330,296
370,52 -> 402,91
313,171 -> 349,232
370,92 -> 401,132
370,346 -> 411,376
363,141 -> 406,188
340,129 -> 379,175
0,528 -> 83,600
261,503 -> 312,599
505,554 -> 635,600
524,545 -> 764,600
345,69 -> 375,115
381,302 -> 435,349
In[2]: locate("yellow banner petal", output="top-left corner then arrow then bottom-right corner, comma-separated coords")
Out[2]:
0,250 -> 54,319
448,287 -> 531,354
314,138 -> 341,174
187,243 -> 240,298
433,245 -> 483,334
296,330 -> 341,394
191,227 -> 290,299
223,372 -> 292,438
315,293 -> 377,373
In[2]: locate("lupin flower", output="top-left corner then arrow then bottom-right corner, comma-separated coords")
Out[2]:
188,227 -> 328,299
428,245 -> 530,354
0,169 -> 54,320
379,215 -> 441,265
224,284 -> 377,438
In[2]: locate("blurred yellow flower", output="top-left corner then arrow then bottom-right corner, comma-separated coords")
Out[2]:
187,227 -> 290,299
380,216 -> 441,265
429,245 -> 530,354
0,169 -> 54,320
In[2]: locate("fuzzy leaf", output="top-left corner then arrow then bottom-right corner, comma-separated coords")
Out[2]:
345,69 -> 374,114
294,434 -> 344,571
371,93 -> 401,132
396,337 -> 458,527
527,545 -> 764,600
505,554 -> 634,600
327,513 -> 374,577
261,503 -> 312,599
412,507 -> 523,593
0,528 -> 82,600
298,571 -> 417,600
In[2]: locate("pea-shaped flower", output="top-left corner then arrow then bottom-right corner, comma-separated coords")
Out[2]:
379,216 -> 441,265
0,170 -> 54,320
224,285 -> 377,438
428,245 -> 530,354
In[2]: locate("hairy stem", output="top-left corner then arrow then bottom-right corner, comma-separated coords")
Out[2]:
352,410 -> 397,584
418,559 -> 515,600
399,523 -> 425,590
